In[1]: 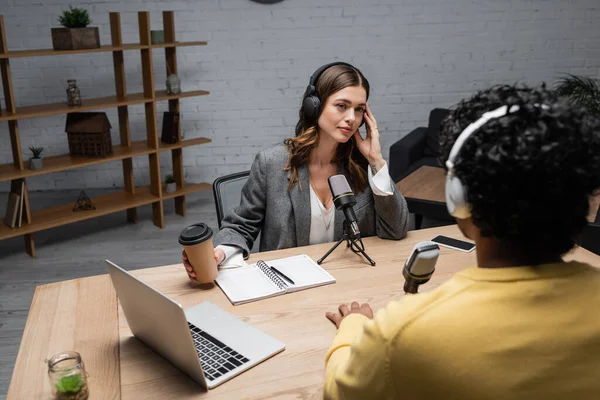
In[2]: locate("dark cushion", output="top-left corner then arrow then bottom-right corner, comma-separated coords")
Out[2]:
412,156 -> 442,170
428,108 -> 450,132
580,224 -> 600,255
389,127 -> 429,183
423,108 -> 450,157
397,156 -> 443,181
423,133 -> 440,157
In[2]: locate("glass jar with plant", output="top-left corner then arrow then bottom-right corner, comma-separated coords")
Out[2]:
165,173 -> 176,193
51,6 -> 100,51
29,146 -> 44,170
47,351 -> 89,400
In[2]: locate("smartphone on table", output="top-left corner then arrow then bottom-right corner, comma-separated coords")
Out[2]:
431,235 -> 476,253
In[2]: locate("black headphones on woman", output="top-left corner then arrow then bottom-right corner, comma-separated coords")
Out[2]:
302,61 -> 368,127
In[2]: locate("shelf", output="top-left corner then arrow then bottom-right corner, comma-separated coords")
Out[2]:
150,41 -> 207,49
0,186 -> 159,240
159,137 -> 211,151
0,141 -> 152,182
0,93 -> 148,121
0,41 -> 208,59
0,137 -> 212,182
162,182 -> 211,200
0,182 -> 212,240
155,89 -> 210,102
0,89 -> 210,121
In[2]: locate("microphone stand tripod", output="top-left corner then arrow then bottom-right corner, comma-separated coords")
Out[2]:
317,220 -> 376,266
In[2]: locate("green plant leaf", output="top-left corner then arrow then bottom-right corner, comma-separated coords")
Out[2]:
554,74 -> 600,116
58,6 -> 92,28
28,145 -> 44,158
55,380 -> 66,393
55,373 -> 84,393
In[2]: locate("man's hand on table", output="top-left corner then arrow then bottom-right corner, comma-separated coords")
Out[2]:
326,301 -> 374,329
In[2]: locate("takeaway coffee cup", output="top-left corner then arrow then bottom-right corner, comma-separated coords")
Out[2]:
178,223 -> 218,283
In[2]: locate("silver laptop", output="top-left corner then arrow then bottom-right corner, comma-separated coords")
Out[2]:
105,260 -> 285,389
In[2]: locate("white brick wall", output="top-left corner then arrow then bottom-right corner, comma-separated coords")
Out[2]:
1,0 -> 599,190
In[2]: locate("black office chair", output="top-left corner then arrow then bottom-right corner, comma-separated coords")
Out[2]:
212,171 -> 260,254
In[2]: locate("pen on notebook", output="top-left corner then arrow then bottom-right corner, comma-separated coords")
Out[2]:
271,266 -> 295,285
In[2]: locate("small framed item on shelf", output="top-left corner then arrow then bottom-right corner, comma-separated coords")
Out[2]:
161,111 -> 180,144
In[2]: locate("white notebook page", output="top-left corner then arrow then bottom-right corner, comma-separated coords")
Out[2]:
263,254 -> 336,292
216,254 -> 336,305
215,264 -> 284,305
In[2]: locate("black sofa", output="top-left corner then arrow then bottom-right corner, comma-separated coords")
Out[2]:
580,210 -> 600,255
389,108 -> 450,183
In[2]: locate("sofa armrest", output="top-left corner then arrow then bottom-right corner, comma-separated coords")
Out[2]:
580,223 -> 600,256
389,127 -> 429,182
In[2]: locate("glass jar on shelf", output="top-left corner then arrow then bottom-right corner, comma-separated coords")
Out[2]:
166,73 -> 181,94
66,79 -> 82,106
46,351 -> 89,400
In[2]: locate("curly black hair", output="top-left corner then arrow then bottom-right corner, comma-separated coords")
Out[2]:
439,84 -> 600,256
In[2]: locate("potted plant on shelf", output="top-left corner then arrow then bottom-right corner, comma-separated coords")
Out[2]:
54,373 -> 89,400
29,146 -> 44,170
165,174 -> 176,193
52,6 -> 100,51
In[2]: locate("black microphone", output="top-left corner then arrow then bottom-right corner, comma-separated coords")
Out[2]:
403,241 -> 440,294
328,174 -> 360,237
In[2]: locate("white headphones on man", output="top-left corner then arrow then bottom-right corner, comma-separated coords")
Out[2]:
445,104 -> 521,219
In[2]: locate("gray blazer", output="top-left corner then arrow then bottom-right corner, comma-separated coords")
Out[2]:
213,145 -> 409,258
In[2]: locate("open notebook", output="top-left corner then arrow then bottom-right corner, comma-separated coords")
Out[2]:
215,254 -> 336,305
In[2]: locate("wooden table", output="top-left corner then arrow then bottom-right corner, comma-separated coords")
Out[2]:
7,225 -> 600,399
396,166 -> 449,229
396,166 -> 600,228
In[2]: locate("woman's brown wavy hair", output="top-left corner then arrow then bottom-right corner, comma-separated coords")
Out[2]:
284,64 -> 370,193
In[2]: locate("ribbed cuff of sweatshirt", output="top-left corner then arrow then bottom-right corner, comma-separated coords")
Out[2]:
325,314 -> 370,363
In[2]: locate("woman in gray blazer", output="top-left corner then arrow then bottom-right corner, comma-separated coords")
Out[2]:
184,62 -> 409,279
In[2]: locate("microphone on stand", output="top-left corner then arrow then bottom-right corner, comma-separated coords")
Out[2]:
317,174 -> 375,265
328,174 -> 360,237
403,241 -> 440,294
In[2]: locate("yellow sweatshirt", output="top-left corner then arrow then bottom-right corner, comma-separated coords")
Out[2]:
324,261 -> 600,400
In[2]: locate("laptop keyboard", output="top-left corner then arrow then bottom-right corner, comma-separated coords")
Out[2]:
188,322 -> 250,381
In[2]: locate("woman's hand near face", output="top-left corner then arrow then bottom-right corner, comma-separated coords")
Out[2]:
354,103 -> 385,173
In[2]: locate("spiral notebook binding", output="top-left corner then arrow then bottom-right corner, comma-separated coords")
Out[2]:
256,260 -> 288,290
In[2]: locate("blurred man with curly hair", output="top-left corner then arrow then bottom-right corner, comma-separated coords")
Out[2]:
323,84 -> 600,400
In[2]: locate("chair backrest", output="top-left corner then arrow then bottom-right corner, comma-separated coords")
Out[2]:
212,171 -> 260,254
213,171 -> 250,228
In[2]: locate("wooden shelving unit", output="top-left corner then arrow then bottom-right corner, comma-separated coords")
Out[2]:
0,11 -> 211,257
0,41 -> 207,59
0,89 -> 209,121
